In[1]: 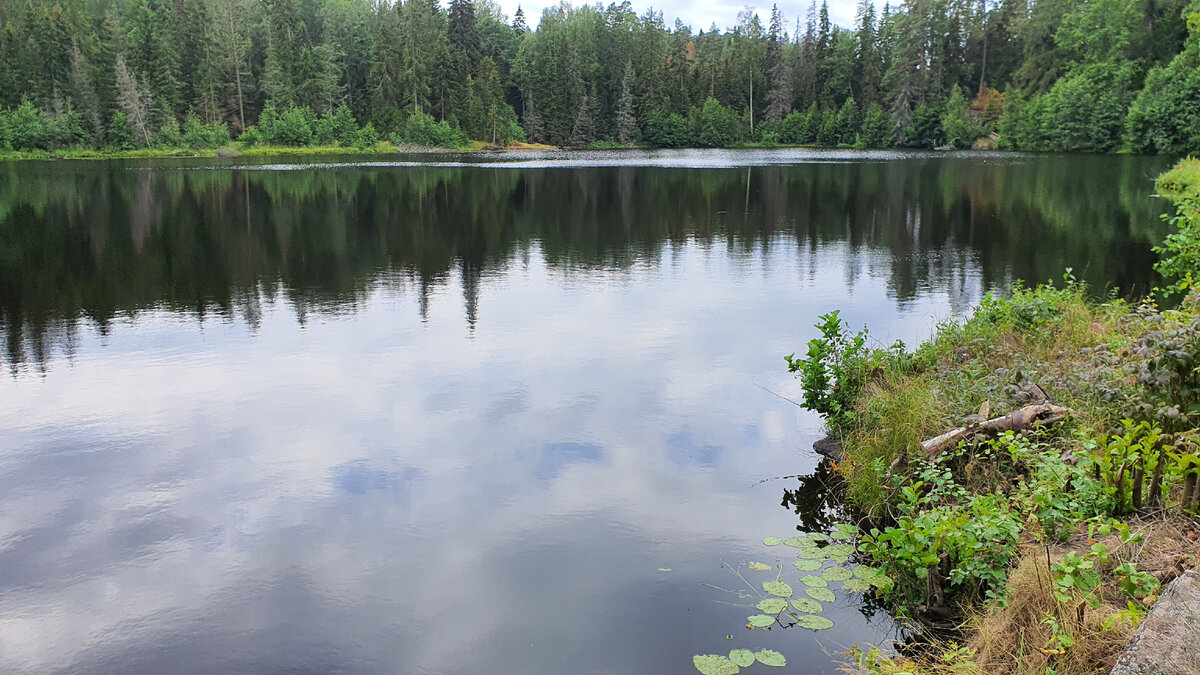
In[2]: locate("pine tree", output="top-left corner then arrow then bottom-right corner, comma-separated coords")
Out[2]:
616,61 -> 638,145
764,4 -> 792,120
114,54 -> 152,146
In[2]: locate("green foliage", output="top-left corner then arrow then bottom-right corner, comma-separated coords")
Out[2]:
396,110 -> 469,149
181,113 -> 230,149
857,103 -> 892,149
901,102 -> 945,149
0,100 -> 88,151
106,112 -> 135,151
859,461 -> 1023,609
690,98 -> 739,148
315,107 -> 361,146
644,111 -> 689,148
941,85 -> 982,149
1154,193 -> 1200,299
786,311 -> 908,427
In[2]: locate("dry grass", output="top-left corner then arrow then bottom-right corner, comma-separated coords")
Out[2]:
968,516 -> 1200,675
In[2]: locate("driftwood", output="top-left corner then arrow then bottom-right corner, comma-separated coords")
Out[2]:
921,402 -> 1073,458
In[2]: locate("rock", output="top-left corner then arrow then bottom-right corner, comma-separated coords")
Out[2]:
813,435 -> 842,461
1111,570 -> 1200,675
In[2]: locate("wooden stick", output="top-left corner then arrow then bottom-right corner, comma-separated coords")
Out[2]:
920,403 -> 1073,458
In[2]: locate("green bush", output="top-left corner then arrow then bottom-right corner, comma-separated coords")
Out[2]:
857,103 -> 892,148
396,111 -> 468,148
689,98 -> 739,148
902,102 -> 945,148
181,113 -> 230,149
315,107 -> 360,146
941,85 -> 983,149
107,112 -> 135,150
780,105 -> 818,145
354,122 -> 379,149
644,110 -> 689,148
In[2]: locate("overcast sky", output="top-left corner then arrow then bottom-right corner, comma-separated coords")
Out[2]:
492,1 -> 869,33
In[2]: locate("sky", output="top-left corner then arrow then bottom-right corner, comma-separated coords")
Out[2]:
492,1 -> 869,33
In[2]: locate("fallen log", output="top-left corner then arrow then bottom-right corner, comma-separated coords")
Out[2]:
920,403 -> 1073,458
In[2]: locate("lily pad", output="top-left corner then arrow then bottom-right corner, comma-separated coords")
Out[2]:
825,543 -> 855,557
747,614 -> 776,628
782,536 -> 809,548
762,580 -> 794,598
822,566 -> 853,581
853,565 -> 881,579
755,649 -> 787,667
794,614 -> 835,631
791,597 -> 822,613
793,559 -> 821,572
694,654 -> 740,675
829,530 -> 856,540
833,523 -> 857,534
763,537 -> 782,546
748,561 -> 771,571
757,597 -> 788,614
841,578 -> 872,592
806,587 -> 835,603
799,574 -> 828,588
795,549 -> 825,559
806,532 -> 828,542
729,649 -> 755,668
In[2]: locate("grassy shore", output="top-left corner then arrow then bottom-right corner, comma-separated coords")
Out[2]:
0,139 -> 562,161
802,158 -> 1200,674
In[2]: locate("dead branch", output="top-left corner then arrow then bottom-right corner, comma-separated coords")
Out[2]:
921,403 -> 1074,458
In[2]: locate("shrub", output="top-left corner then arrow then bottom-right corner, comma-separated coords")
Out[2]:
107,112 -> 135,150
644,110 -> 689,148
857,103 -> 892,148
397,111 -> 468,148
315,107 -> 359,146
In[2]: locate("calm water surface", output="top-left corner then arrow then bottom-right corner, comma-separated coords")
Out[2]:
0,150 -> 1173,673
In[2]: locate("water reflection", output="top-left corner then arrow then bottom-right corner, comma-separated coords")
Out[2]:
0,151 -> 1173,673
0,151 -> 1170,371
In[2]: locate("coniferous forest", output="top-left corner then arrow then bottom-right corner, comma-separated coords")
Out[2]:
1,0 -> 1199,154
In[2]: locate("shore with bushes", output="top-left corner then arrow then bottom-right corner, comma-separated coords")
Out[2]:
787,158 -> 1200,674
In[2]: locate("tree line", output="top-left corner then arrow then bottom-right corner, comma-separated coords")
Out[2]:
1,0 -> 1198,153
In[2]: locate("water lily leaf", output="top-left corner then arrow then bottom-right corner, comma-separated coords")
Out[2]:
793,559 -> 821,572
762,580 -> 794,598
841,578 -> 872,592
748,561 -> 771,571
729,649 -> 755,668
799,574 -> 827,588
757,598 -> 788,614
755,649 -> 787,667
763,537 -> 782,546
806,587 -> 835,603
747,614 -> 776,628
833,523 -> 857,534
825,544 -> 855,557
829,530 -> 856,540
791,597 -> 822,613
694,654 -> 740,675
822,566 -> 853,581
794,615 -> 835,631
806,532 -> 828,542
795,549 -> 825,559
782,536 -> 809,548
853,565 -> 880,579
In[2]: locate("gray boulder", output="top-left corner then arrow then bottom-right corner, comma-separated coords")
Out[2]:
1111,569 -> 1200,675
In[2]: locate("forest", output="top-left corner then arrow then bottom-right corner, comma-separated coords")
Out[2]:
0,0 -> 1198,154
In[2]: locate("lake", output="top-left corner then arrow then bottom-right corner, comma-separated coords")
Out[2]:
0,149 -> 1173,673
